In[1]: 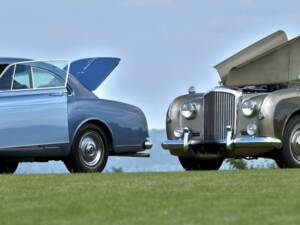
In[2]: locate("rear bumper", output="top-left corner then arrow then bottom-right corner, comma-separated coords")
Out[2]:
161,126 -> 282,152
143,138 -> 153,150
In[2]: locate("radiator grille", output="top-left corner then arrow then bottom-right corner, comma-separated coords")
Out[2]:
204,91 -> 236,140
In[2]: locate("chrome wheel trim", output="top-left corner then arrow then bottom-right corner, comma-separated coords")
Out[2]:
290,124 -> 300,162
79,131 -> 103,167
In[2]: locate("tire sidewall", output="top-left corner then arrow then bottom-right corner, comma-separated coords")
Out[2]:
71,124 -> 109,172
0,162 -> 19,174
282,115 -> 300,167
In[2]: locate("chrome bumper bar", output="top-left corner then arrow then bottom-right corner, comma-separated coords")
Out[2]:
143,138 -> 153,150
161,126 -> 282,151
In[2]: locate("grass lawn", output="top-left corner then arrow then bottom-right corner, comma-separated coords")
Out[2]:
0,169 -> 299,225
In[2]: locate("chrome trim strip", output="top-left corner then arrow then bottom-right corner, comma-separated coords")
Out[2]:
0,59 -> 70,92
231,137 -> 282,149
204,86 -> 242,98
0,141 -> 69,151
115,144 -> 142,147
0,86 -> 67,94
10,65 -> 16,90
161,139 -> 186,150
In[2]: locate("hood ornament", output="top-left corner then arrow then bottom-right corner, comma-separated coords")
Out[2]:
188,86 -> 196,94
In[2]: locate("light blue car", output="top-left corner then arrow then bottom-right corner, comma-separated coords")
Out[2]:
0,57 -> 152,173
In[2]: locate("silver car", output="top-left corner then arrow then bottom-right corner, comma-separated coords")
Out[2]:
162,30 -> 300,170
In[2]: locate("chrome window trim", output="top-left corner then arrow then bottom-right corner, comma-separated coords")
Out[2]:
31,67 -> 65,89
9,65 -> 16,90
12,64 -> 32,90
0,59 -> 70,93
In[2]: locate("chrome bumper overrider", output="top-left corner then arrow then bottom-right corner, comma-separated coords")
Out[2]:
161,126 -> 282,151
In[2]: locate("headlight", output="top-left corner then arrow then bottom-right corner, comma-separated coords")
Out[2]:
242,99 -> 257,117
181,102 -> 197,119
246,123 -> 257,136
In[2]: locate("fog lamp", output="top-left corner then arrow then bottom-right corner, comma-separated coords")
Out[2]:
246,123 -> 257,136
174,128 -> 184,138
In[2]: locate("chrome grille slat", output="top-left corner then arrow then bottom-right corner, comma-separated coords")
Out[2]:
204,91 -> 236,140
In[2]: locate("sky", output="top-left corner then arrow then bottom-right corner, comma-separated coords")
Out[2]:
0,0 -> 300,128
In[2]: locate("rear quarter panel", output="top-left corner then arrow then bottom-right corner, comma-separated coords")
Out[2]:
67,97 -> 149,153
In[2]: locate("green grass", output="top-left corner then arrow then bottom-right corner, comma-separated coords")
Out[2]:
0,170 -> 300,225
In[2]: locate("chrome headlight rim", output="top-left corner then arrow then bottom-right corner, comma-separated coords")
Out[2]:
181,102 -> 197,119
241,99 -> 257,117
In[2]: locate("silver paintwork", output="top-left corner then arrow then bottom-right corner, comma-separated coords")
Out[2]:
163,31 -> 300,160
215,31 -> 300,86
260,87 -> 299,137
215,31 -> 287,83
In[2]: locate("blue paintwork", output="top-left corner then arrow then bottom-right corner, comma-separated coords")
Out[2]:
0,57 -> 31,64
67,75 -> 149,154
70,58 -> 120,91
0,88 -> 69,149
0,57 -> 150,159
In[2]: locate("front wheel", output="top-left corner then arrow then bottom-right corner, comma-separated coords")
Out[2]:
66,124 -> 109,173
0,162 -> 19,174
280,115 -> 300,168
178,157 -> 223,171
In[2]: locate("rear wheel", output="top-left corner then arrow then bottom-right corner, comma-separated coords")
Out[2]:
0,162 -> 19,174
178,157 -> 223,171
66,124 -> 109,173
280,115 -> 300,168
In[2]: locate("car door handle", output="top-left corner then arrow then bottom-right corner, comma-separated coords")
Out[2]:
48,92 -> 66,97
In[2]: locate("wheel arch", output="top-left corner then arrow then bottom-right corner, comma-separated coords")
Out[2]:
71,118 -> 114,153
274,97 -> 300,138
281,109 -> 300,137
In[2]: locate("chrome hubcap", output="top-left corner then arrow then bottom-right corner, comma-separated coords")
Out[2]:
290,125 -> 300,161
79,131 -> 103,167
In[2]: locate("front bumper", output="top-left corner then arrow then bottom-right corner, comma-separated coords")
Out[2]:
161,126 -> 282,152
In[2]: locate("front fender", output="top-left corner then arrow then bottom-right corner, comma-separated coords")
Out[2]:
166,93 -> 204,139
260,87 -> 300,139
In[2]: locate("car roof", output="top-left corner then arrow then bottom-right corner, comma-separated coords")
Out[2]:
0,57 -> 31,65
